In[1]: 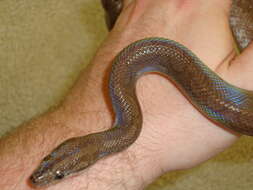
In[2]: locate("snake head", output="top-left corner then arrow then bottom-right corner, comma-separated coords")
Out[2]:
30,136 -> 100,187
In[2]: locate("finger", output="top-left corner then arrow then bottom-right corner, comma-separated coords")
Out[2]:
218,42 -> 253,90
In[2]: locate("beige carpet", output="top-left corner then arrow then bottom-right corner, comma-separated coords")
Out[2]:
1,0 -> 253,189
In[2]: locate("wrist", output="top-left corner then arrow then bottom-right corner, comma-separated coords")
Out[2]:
49,107 -> 159,190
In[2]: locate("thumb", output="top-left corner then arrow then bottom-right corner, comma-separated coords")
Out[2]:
218,42 -> 253,90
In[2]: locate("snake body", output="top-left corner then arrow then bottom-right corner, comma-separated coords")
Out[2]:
30,0 -> 253,186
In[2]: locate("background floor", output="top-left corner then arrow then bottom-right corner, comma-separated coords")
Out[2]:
1,0 -> 253,189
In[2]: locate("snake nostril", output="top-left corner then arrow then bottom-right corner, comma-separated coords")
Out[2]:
30,175 -> 37,184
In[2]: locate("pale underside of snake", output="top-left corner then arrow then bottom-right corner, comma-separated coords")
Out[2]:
30,0 -> 253,187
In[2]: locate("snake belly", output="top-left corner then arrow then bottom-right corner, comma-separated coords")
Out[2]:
30,0 -> 253,187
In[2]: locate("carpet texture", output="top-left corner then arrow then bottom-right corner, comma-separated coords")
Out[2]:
1,0 -> 253,189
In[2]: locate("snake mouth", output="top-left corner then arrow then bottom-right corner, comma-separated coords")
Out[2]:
29,166 -> 56,187
29,172 -> 62,188
29,174 -> 49,187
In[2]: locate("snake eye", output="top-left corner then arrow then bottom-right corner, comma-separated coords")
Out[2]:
55,170 -> 64,180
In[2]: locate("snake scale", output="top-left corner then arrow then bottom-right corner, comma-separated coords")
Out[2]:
30,0 -> 253,187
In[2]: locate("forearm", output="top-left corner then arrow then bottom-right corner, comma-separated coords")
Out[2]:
0,112 -> 67,189
0,68 -> 146,190
0,33 -> 155,190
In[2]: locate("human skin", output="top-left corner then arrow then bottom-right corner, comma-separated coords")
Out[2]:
1,0 -> 253,189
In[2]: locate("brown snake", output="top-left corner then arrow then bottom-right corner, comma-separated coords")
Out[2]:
30,0 -> 253,187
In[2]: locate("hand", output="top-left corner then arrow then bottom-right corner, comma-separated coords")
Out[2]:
65,0 -> 253,187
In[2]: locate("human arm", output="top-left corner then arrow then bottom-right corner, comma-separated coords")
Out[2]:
1,0 -> 252,189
